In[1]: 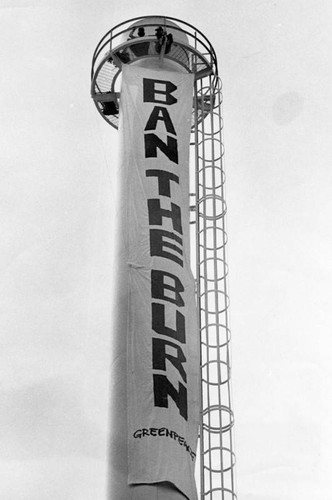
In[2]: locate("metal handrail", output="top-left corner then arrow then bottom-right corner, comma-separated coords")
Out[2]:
91,15 -> 218,82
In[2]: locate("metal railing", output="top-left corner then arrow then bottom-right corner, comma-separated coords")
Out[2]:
90,15 -> 219,128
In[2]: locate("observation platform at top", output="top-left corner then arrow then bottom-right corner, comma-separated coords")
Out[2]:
91,15 -> 218,128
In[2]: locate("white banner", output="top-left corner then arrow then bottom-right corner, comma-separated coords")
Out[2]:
118,63 -> 199,500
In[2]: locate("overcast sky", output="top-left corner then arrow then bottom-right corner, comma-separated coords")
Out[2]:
1,1 -> 331,499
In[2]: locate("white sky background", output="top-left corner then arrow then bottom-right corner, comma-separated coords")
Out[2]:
1,0 -> 331,498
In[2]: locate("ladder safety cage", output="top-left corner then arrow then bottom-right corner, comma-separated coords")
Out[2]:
192,73 -> 237,499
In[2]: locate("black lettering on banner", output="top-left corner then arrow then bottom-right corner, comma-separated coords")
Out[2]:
144,106 -> 176,135
144,133 -> 178,164
153,374 -> 188,420
151,270 -> 184,307
141,75 -> 191,422
145,170 -> 179,198
132,427 -> 196,461
152,303 -> 185,343
148,199 -> 182,234
150,229 -> 183,267
143,78 -> 177,105
152,337 -> 187,383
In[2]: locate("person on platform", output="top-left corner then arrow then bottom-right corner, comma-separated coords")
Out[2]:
128,26 -> 149,57
129,26 -> 145,39
155,26 -> 173,54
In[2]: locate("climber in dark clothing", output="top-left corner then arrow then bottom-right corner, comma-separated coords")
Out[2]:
155,26 -> 165,54
155,27 -> 173,54
165,33 -> 173,54
129,26 -> 149,57
155,26 -> 164,40
129,26 -> 145,39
